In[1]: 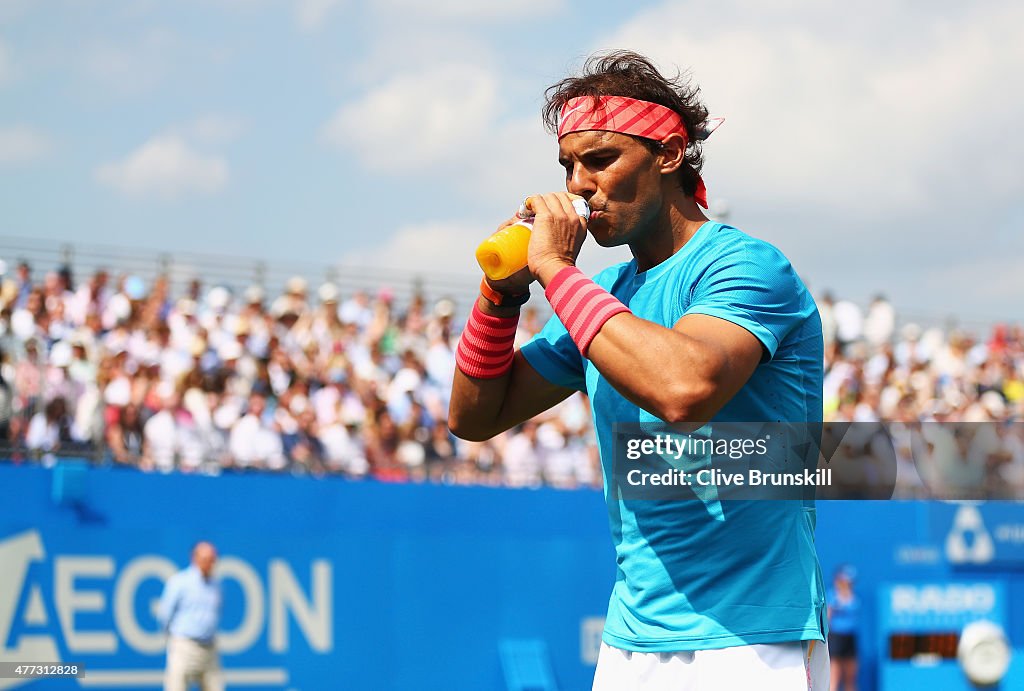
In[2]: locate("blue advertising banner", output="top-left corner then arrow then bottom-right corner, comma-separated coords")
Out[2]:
0,464 -> 613,690
2,463 -> 1024,690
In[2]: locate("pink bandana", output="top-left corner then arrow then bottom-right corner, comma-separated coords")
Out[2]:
557,95 -> 719,208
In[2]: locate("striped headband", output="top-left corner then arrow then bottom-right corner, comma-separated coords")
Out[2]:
557,95 -> 722,209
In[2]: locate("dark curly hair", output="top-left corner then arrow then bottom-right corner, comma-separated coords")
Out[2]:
542,50 -> 710,197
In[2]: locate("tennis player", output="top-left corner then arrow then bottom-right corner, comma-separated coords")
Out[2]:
448,50 -> 828,690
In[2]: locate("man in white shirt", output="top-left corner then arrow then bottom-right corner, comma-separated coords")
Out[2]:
228,391 -> 286,470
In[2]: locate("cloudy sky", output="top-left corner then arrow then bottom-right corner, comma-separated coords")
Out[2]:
1,0 -> 1021,324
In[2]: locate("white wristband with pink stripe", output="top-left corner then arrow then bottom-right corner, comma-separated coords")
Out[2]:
455,302 -> 519,378
545,266 -> 630,356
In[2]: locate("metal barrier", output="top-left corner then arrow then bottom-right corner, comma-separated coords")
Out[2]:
0,234 -> 482,310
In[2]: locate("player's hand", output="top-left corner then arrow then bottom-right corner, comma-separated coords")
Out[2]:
525,192 -> 588,287
484,216 -> 535,297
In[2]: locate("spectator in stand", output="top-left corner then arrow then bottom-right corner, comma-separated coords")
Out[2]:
400,293 -> 428,338
502,421 -> 542,489
319,415 -> 369,477
832,297 -> 864,352
425,312 -> 456,390
9,291 -> 38,342
339,289 -> 373,330
184,278 -> 203,303
228,390 -> 285,471
286,408 -> 325,476
13,261 -> 33,309
366,289 -> 397,350
107,402 -> 145,466
47,340 -> 84,405
366,409 -> 405,481
240,285 -> 271,357
55,265 -> 75,303
25,396 -> 77,463
396,424 -> 427,481
68,335 -> 96,386
425,420 -> 456,472
0,351 -> 12,442
143,383 -> 180,473
271,277 -> 309,322
514,305 -> 544,349
68,269 -> 111,327
13,338 -> 44,416
311,282 -> 343,346
0,305 -> 16,353
863,294 -> 895,348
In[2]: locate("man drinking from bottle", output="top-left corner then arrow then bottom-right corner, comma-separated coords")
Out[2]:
448,50 -> 828,690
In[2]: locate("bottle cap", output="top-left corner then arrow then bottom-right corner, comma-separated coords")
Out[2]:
516,197 -> 591,221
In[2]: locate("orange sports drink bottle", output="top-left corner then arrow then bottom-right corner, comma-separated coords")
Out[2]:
475,197 -> 591,281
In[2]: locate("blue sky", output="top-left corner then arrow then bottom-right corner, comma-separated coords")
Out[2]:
2,0 -> 1022,324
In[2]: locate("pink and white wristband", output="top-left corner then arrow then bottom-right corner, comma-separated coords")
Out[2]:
545,266 -> 630,356
455,303 -> 519,378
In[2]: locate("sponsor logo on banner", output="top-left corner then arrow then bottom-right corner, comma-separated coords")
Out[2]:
0,530 -> 333,689
890,583 -> 996,616
946,506 -> 995,565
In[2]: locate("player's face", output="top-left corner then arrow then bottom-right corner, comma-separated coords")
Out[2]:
558,130 -> 666,247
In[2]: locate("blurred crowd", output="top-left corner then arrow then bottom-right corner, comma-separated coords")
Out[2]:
1,260 -> 1022,495
820,293 -> 1024,497
0,261 -> 599,488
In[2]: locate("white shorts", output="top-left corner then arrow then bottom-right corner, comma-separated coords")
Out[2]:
592,639 -> 829,691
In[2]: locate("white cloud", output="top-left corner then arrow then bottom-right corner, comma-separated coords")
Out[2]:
463,116 -> 564,200
180,114 -> 247,145
0,125 -> 52,163
342,25 -> 499,93
599,1 -> 1024,212
322,63 -> 498,168
321,64 -> 566,199
94,135 -> 228,200
294,0 -> 344,31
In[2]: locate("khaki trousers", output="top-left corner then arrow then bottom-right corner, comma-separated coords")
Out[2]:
165,635 -> 225,691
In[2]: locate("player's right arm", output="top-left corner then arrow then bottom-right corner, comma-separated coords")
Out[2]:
448,294 -> 574,442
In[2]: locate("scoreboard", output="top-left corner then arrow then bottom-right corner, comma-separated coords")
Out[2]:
879,582 -> 1012,689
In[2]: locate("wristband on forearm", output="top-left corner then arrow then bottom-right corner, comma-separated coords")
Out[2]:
545,266 -> 630,356
455,302 -> 519,378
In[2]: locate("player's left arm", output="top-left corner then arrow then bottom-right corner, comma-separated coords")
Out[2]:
583,311 -> 763,425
